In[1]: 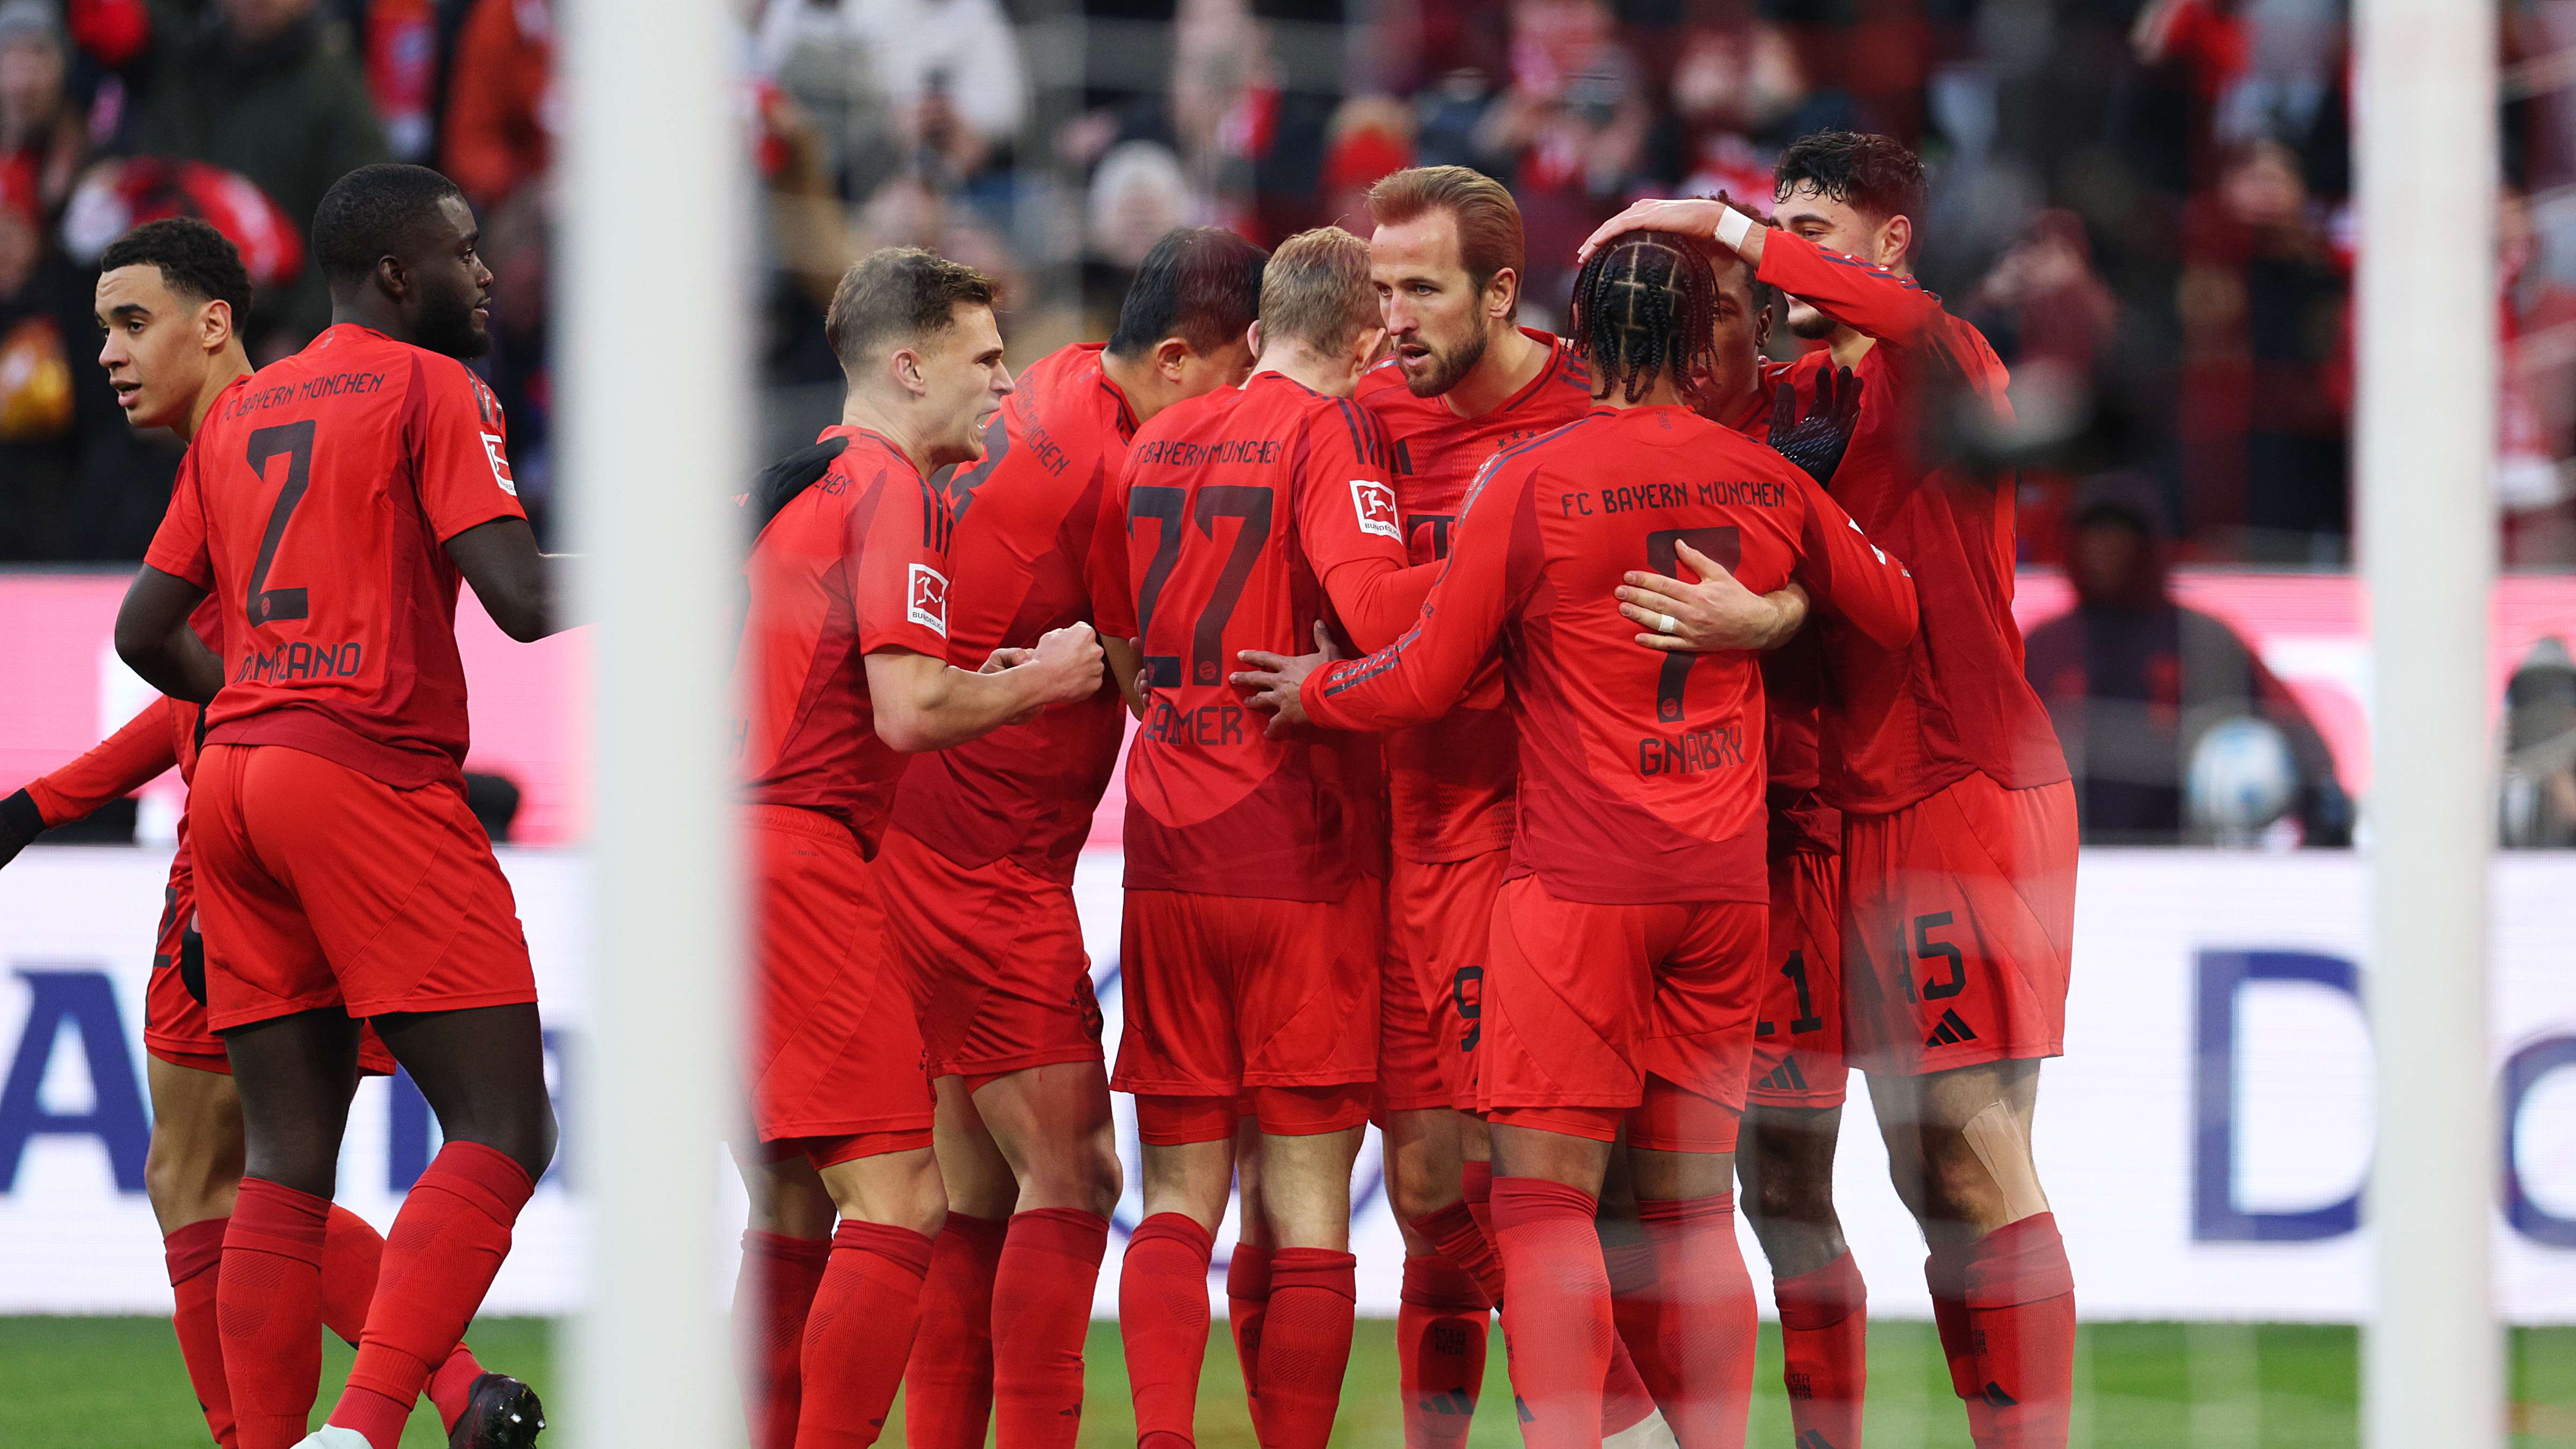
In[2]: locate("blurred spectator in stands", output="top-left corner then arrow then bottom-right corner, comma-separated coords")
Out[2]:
2025,473 -> 2352,846
441,0 -> 552,213
362,0 -> 438,161
845,0 -> 1027,194
1,3 -> 83,218
1319,94 -> 1412,232
2175,137 -> 2350,561
77,0 -> 389,353
2501,637 -> 2576,848
2499,184 -> 2576,566
1971,207 -> 2123,542
0,153 -> 180,561
1658,21 -> 1855,207
1475,0 -> 1647,321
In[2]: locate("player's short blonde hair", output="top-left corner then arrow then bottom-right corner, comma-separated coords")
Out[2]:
1256,228 -> 1379,357
824,247 -> 997,374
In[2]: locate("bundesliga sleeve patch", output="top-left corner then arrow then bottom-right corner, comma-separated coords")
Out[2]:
906,563 -> 950,636
481,432 -> 517,496
1350,479 -> 1402,540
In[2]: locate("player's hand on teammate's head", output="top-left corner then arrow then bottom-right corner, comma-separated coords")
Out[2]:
1769,367 -> 1865,485
1615,539 -> 1805,654
1027,622 -> 1106,706
1577,197 -> 1731,263
742,435 -> 850,536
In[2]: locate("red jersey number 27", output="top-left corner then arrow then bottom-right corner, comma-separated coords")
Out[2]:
243,420 -> 318,626
1129,484 -> 1275,688
1645,526 -> 1739,723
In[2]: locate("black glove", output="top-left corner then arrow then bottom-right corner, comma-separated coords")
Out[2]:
1768,366 -> 1864,486
0,788 -> 44,869
743,435 -> 850,537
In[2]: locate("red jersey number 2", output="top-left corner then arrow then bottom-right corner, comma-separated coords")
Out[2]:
244,420 -> 319,626
1646,525 -> 1739,723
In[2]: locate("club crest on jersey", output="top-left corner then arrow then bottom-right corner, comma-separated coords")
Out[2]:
907,564 -> 950,635
480,432 -> 516,496
1350,479 -> 1401,540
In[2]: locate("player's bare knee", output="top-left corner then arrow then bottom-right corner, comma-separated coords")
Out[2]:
143,1123 -> 240,1227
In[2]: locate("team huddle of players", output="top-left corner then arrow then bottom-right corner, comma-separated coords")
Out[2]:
0,129 -> 2078,1449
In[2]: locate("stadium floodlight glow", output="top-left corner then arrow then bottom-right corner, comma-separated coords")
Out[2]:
560,2 -> 748,1448
2355,0 -> 2501,1444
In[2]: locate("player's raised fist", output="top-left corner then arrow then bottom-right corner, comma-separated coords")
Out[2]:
1027,622 -> 1106,705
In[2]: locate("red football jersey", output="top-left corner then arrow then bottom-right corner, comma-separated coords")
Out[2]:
1756,230 -> 2070,814
1709,362 -> 1838,851
889,342 -> 1136,883
1355,328 -> 1594,863
144,326 -> 525,789
735,426 -> 955,850
1094,370 -> 1430,901
1305,404 -> 1916,905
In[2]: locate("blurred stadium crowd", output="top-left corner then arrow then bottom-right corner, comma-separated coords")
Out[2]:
4,0 -> 2574,842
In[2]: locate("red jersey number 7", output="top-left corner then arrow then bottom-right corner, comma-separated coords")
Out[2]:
243,420 -> 318,626
1646,525 -> 1739,723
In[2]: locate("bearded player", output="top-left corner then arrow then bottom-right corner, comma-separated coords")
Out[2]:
116,164 -> 567,1449
1236,227 -> 1917,1449
875,226 -> 1267,1449
1592,133 -> 2082,1446
1357,165 -> 1801,1449
0,216 -> 533,1449
1091,227 -> 1442,1449
729,247 -> 1106,1449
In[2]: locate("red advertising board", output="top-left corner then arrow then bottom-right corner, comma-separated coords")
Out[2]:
8,569 -> 2575,844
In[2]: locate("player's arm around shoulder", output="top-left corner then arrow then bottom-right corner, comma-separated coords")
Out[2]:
1789,469 -> 1919,651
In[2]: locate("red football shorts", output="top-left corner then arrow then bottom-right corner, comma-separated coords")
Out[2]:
1377,930 -> 1447,1119
1841,772 -> 2078,1075
745,806 -> 934,1154
1745,842 -> 1847,1109
875,828 -> 1104,1088
1480,877 -> 1763,1153
146,839 -> 395,1076
1385,850 -> 1505,1113
191,745 -> 536,1034
1113,882 -> 1381,1125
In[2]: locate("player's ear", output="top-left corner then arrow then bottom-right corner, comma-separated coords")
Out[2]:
1245,320 -> 1263,360
1487,266 -> 1519,323
374,253 -> 408,305
199,298 -> 234,354
889,345 -> 927,398
1877,213 -> 1913,270
1153,335 -> 1192,381
1353,325 -> 1388,372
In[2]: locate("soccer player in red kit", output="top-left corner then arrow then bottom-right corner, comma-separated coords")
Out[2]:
1591,133 -> 2083,1446
731,247 -> 1106,1449
114,166 -> 564,1449
0,217 -> 528,1449
1091,227 -> 1436,1449
1357,165 -> 1739,1449
1236,229 -> 1917,1449
879,227 -> 1267,1449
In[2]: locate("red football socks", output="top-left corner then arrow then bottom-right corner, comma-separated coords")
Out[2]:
1413,1203 -> 1504,1303
1927,1242 -> 1996,1441
1396,1252 -> 1488,1449
1634,1194 -> 1758,1449
312,1202 -> 485,1435
1119,1212 -> 1214,1449
1963,1213 -> 2076,1447
1775,1250 -> 1868,1449
165,1218 -> 238,1448
1422,1190 -> 1657,1441
799,1219 -> 937,1448
1599,1213 -> 1663,1409
992,1208 -> 1110,1449
220,1178 -> 331,1449
1490,1177 -> 1614,1449
1256,1248 -> 1358,1449
1225,1238 -> 1272,1433
903,1211 -> 1006,1449
327,1142 -> 535,1449
738,1229 -> 832,1449
1460,1160 -> 1496,1243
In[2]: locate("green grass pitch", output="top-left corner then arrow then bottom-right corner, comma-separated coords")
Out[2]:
5,1316 -> 2574,1446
